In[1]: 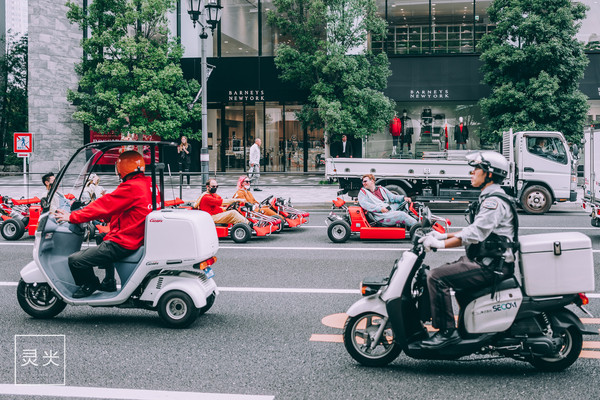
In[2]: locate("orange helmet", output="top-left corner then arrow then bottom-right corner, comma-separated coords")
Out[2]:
116,150 -> 145,179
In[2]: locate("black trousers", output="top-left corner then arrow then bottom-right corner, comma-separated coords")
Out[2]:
178,161 -> 191,184
427,255 -> 511,330
68,241 -> 135,286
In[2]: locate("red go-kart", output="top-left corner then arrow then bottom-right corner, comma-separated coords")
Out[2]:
260,195 -> 309,228
166,198 -> 281,244
1,195 -> 43,240
325,197 -> 449,243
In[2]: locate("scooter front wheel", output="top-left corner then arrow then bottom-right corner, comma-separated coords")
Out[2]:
343,312 -> 402,367
158,290 -> 199,329
17,280 -> 66,319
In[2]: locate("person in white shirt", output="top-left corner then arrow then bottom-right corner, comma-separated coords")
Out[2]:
248,138 -> 262,191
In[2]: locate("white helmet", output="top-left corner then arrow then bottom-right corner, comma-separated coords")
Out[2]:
466,151 -> 509,183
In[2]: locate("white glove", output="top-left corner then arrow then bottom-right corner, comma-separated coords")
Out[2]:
428,231 -> 447,240
418,235 -> 446,252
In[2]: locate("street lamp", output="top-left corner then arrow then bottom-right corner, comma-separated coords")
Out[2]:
187,0 -> 222,187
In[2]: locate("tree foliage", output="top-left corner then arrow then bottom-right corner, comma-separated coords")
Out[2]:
66,0 -> 201,140
268,0 -> 395,142
478,0 -> 589,143
0,32 -> 28,165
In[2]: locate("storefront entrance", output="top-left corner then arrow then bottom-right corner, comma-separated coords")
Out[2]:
211,102 -> 324,173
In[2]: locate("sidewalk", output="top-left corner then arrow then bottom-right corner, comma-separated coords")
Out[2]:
0,173 -> 586,212
0,173 -> 340,210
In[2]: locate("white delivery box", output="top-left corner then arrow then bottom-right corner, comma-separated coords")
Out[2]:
519,232 -> 595,296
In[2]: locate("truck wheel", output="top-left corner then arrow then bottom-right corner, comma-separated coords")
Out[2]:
521,185 -> 552,214
1,219 -> 25,240
327,220 -> 351,243
385,184 -> 407,197
17,280 -> 66,319
158,290 -> 199,328
230,223 -> 251,243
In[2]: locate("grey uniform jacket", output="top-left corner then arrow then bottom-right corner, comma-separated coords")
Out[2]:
455,184 -> 515,262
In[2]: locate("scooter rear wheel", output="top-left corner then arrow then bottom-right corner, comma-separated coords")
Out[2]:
157,290 -> 199,329
529,326 -> 583,372
343,312 -> 402,367
17,280 -> 66,319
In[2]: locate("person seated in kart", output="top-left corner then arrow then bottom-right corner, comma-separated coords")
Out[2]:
357,174 -> 417,228
418,151 -> 519,349
194,179 -> 249,225
55,151 -> 156,298
232,176 -> 277,216
82,173 -> 106,203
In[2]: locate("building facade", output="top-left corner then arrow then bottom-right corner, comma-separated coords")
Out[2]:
28,0 -> 600,173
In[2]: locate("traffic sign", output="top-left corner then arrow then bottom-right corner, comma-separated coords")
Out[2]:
14,132 -> 33,154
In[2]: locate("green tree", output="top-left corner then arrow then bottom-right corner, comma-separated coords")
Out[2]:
478,0 -> 589,143
268,0 -> 395,144
66,0 -> 201,140
0,32 -> 28,165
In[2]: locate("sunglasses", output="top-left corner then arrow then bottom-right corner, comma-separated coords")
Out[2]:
362,179 -> 370,183
244,180 -> 251,183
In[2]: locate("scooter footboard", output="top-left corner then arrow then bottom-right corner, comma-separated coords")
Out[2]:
346,295 -> 387,318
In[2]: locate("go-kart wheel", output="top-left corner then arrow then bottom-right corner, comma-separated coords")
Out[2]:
273,215 -> 285,233
1,218 -> 25,240
157,290 -> 199,329
198,292 -> 216,316
17,280 -> 66,319
408,223 -> 423,239
327,220 -> 351,243
230,223 -> 252,243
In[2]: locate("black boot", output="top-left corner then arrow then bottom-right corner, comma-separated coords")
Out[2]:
421,328 -> 460,349
99,278 -> 117,292
72,278 -> 100,299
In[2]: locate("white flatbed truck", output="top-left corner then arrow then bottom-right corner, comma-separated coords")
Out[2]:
582,125 -> 600,226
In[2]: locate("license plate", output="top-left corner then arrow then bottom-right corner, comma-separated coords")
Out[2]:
204,267 -> 214,279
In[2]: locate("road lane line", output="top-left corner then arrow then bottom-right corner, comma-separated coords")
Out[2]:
0,384 -> 274,400
584,341 -> 600,349
310,334 -> 343,343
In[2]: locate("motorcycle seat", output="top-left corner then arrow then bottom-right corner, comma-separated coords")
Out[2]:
119,246 -> 145,264
465,276 -> 520,300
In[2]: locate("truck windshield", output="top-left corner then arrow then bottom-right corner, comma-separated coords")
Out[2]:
526,136 -> 568,165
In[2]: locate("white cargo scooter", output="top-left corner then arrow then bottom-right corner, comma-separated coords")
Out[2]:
17,141 -> 219,328
343,212 -> 597,371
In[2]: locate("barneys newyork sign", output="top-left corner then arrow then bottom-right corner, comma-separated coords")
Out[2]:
228,90 -> 265,101
410,89 -> 450,99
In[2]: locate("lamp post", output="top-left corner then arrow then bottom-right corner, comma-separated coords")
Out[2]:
187,0 -> 223,187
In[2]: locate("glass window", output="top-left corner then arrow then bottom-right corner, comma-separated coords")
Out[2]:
474,0 -> 495,51
386,0 -> 431,55
364,102 -> 485,158
264,103 -> 284,171
431,1 -> 474,54
577,0 -> 600,51
221,0 -> 259,56
262,0 -> 295,56
526,136 -> 568,165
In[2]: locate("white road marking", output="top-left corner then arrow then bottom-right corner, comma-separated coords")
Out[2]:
0,384 -> 273,400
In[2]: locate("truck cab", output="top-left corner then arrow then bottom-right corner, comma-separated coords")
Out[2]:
506,131 -> 577,214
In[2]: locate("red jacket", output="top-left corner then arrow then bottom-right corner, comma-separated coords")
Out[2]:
199,193 -> 223,216
69,173 -> 156,250
389,117 -> 402,136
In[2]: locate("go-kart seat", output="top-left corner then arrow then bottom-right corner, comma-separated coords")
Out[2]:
364,210 -> 383,227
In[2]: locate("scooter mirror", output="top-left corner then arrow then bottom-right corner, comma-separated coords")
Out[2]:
421,207 -> 432,229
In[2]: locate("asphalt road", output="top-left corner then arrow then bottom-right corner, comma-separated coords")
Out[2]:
0,209 -> 599,399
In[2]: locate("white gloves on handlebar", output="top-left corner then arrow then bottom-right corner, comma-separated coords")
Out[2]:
418,235 -> 446,252
428,231 -> 447,240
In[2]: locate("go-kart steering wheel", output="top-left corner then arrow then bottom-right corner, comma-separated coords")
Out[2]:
226,201 -> 241,211
260,195 -> 273,206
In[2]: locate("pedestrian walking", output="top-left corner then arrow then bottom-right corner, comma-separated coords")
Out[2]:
249,138 -> 262,191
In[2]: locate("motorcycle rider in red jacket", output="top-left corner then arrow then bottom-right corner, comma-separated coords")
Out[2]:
55,151 -> 156,298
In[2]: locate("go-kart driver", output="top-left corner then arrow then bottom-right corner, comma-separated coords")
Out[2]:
418,151 -> 519,349
358,174 -> 417,228
194,179 -> 249,225
55,151 -> 156,298
232,175 -> 277,216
